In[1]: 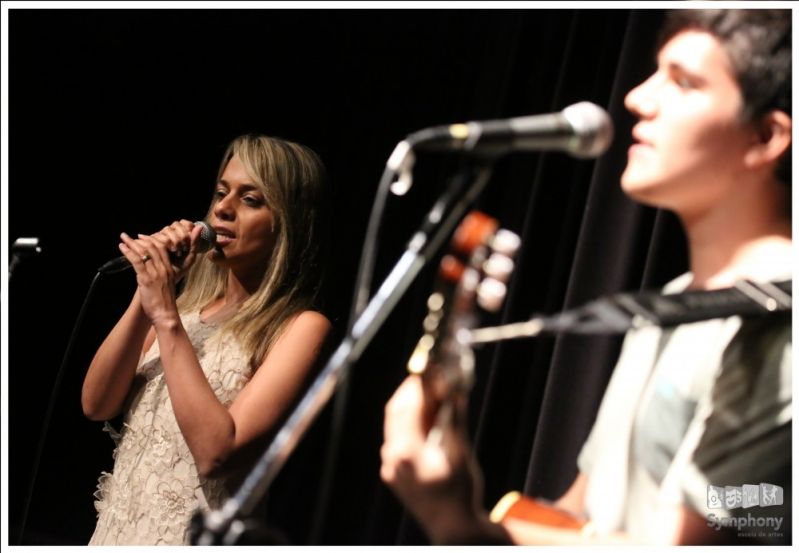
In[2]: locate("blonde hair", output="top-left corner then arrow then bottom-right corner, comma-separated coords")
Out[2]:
177,134 -> 329,366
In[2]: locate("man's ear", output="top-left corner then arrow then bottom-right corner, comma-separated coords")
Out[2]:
744,109 -> 792,170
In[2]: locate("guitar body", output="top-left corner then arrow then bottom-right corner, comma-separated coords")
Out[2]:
490,491 -> 585,529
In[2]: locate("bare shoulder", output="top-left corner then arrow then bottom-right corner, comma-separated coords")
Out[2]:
270,310 -> 331,352
291,310 -> 332,333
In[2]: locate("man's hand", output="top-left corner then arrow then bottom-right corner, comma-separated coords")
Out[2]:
380,375 -> 508,544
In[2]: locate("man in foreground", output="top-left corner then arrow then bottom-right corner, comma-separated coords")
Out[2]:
380,9 -> 792,545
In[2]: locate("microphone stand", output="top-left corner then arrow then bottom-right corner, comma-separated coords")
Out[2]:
191,161 -> 495,545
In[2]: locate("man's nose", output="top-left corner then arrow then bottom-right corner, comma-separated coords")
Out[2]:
624,73 -> 657,119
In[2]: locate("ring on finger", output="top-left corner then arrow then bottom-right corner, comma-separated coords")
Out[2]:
141,254 -> 152,263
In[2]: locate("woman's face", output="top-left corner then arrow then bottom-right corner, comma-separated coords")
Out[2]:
207,155 -> 278,277
621,30 -> 756,217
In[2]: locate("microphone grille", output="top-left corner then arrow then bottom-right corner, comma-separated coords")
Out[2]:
194,221 -> 217,252
562,102 -> 614,158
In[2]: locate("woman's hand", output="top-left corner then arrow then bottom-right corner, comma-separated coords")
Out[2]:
149,219 -> 204,279
118,220 -> 204,326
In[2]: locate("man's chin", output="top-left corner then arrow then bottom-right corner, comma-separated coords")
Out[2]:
620,175 -> 666,206
621,172 -> 650,197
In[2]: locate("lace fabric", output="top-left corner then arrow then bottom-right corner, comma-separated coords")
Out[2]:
89,311 -> 253,545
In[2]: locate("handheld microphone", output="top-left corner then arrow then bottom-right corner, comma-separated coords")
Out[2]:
98,221 -> 217,274
407,101 -> 613,159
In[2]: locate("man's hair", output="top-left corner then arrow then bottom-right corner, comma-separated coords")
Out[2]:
658,9 -> 791,185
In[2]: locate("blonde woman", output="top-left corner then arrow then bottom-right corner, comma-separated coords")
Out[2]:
82,134 -> 331,545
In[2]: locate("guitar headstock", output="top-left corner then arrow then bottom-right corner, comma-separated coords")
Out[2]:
408,210 -> 520,402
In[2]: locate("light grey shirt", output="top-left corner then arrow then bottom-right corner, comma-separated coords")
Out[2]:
577,272 -> 791,544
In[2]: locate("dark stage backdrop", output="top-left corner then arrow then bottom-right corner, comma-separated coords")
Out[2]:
8,8 -> 688,545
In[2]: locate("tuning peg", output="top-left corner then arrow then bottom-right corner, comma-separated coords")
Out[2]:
483,252 -> 514,283
490,229 -> 521,258
477,277 -> 507,312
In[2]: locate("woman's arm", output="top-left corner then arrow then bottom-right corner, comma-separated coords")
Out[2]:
81,220 -> 198,420
81,289 -> 156,421
104,222 -> 331,477
156,309 -> 330,477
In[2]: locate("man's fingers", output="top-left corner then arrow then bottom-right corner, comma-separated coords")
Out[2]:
384,376 -> 429,445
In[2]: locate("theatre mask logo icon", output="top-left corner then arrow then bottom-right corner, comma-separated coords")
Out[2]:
724,486 -> 743,509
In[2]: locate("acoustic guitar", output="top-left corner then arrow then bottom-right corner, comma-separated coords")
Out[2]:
408,210 -> 587,532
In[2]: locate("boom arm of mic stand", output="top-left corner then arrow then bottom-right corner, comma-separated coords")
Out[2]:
192,163 -> 496,545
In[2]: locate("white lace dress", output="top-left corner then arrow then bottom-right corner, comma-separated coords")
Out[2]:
89,310 -> 254,545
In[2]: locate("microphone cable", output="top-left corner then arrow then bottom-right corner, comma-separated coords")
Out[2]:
308,156 -> 400,542
16,269 -> 103,544
16,223 -> 213,542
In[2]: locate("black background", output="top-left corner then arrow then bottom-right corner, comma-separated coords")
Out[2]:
8,7 -> 684,545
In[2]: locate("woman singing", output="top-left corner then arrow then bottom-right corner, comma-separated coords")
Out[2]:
82,134 -> 331,545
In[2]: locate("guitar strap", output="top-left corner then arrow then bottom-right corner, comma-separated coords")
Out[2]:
469,279 -> 792,342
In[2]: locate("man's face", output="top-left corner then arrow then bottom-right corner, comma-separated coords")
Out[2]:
621,30 -> 755,217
